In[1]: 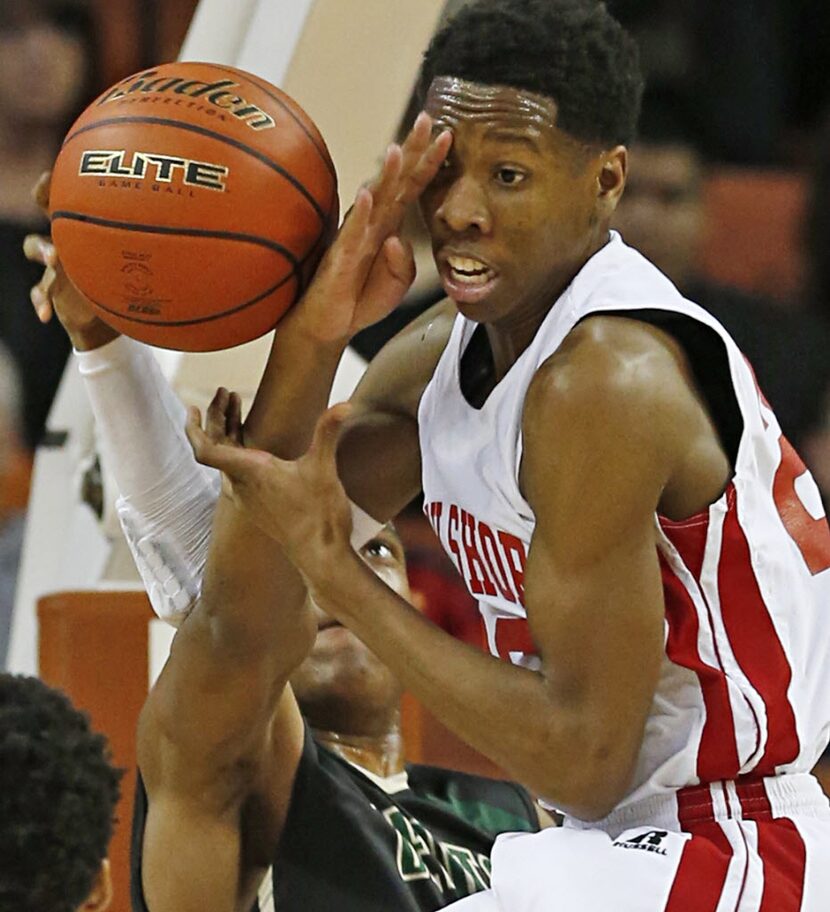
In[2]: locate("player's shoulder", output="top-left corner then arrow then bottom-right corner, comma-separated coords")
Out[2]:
351,297 -> 457,417
524,313 -> 694,429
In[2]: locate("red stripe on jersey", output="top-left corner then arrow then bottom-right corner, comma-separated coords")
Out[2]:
664,823 -> 732,911
493,616 -> 536,661
659,512 -> 710,585
757,819 -> 807,912
717,492 -> 800,774
661,552 -> 741,780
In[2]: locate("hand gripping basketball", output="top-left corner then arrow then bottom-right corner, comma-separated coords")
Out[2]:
23,172 -> 120,352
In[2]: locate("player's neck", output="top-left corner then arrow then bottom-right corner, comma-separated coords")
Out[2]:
485,229 -> 611,379
313,727 -> 406,778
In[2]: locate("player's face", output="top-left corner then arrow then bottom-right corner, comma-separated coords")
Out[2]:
289,527 -> 408,734
420,77 -> 615,326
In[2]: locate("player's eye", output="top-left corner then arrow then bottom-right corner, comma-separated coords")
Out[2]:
495,167 -> 526,186
362,539 -> 395,561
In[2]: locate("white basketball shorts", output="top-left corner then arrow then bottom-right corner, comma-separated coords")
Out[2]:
446,776 -> 830,912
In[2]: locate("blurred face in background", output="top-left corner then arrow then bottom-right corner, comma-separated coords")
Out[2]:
613,142 -> 705,288
0,18 -> 87,127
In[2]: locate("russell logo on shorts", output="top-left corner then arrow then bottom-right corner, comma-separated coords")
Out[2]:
612,830 -> 669,856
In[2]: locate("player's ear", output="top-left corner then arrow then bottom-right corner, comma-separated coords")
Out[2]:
595,145 -> 627,218
77,859 -> 113,912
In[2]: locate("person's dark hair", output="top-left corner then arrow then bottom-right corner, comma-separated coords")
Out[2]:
0,674 -> 122,912
419,0 -> 644,147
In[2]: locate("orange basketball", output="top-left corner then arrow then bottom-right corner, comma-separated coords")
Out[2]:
49,62 -> 338,352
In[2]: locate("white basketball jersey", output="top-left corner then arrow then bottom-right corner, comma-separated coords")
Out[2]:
418,231 -> 830,827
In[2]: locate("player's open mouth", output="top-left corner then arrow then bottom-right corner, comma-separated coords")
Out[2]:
441,254 -> 499,304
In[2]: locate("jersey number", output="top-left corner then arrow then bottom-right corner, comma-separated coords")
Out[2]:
772,435 -> 830,576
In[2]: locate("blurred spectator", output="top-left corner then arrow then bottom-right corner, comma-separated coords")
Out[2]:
612,0 -> 781,164
0,345 -> 25,668
612,0 -> 830,165
613,128 -> 830,454
0,0 -> 99,449
0,672 -> 122,912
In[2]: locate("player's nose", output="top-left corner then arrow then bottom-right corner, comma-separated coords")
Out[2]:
435,175 -> 492,235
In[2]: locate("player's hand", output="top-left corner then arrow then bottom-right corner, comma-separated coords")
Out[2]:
290,112 -> 452,346
186,399 -> 353,579
22,171 -> 120,351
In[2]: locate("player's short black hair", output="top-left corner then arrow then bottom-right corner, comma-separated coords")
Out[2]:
419,0 -> 644,147
0,674 -> 123,912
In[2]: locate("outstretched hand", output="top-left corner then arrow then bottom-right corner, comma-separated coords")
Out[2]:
291,112 -> 452,346
186,394 -> 354,580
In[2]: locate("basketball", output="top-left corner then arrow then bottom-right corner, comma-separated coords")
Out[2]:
48,62 -> 338,352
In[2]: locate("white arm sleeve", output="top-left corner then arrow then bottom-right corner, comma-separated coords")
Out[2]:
75,336 -> 220,626
75,336 -> 384,627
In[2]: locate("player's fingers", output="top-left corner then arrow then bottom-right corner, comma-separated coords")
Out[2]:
187,404 -> 276,487
30,264 -> 59,322
227,392 -> 243,444
184,406 -> 209,461
205,387 -> 230,441
317,188 -> 381,291
29,284 -> 54,323
394,128 -> 452,205
398,111 -> 433,167
32,171 -> 52,212
367,142 -> 403,202
307,403 -> 352,473
336,186 -> 373,243
22,234 -> 54,267
381,235 -> 416,286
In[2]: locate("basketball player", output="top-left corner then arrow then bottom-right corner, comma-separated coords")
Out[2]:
178,0 -> 830,908
24,238 -> 543,911
0,672 -> 121,912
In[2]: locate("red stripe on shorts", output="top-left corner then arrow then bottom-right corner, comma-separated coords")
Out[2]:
717,496 -> 800,774
757,819 -> 807,912
664,822 -> 733,911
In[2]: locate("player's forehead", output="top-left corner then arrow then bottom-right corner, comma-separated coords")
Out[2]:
424,76 -> 559,145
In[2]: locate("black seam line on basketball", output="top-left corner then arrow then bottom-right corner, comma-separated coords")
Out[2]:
51,211 -> 301,274
63,116 -> 327,224
196,62 -> 337,181
85,270 -> 297,327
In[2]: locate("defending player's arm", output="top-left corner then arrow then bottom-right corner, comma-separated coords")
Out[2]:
136,389 -> 318,912
189,317 -> 721,821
